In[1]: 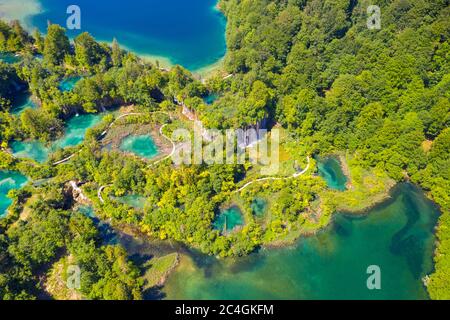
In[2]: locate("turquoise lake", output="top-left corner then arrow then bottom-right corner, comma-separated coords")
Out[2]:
54,113 -> 103,149
77,205 -> 95,218
119,135 -> 159,159
10,140 -> 49,163
0,171 -> 28,218
10,76 -> 81,115
213,206 -> 245,232
317,156 -> 348,191
11,113 -> 103,162
59,77 -> 82,92
203,93 -> 219,105
114,195 -> 147,210
28,0 -> 226,70
0,52 -> 21,64
164,183 -> 440,300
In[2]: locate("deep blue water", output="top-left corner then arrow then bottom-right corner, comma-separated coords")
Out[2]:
10,92 -> 37,115
29,0 -> 226,70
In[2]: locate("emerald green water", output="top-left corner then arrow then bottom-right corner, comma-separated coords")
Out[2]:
77,205 -> 96,218
203,93 -> 219,105
119,135 -> 159,159
251,198 -> 267,218
0,171 -> 28,218
10,140 -> 49,163
213,206 -> 245,232
317,156 -> 348,191
0,53 -> 21,64
54,113 -> 103,149
115,195 -> 147,210
11,113 -> 103,163
59,77 -> 82,92
164,183 -> 439,299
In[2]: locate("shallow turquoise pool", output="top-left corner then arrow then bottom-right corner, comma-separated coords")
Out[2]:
11,113 -> 104,163
165,183 -> 440,300
0,52 -> 21,64
54,113 -> 104,149
119,135 -> 159,159
317,156 -> 348,191
213,206 -> 245,232
59,77 -> 82,92
0,171 -> 28,218
10,92 -> 37,115
114,194 -> 147,210
10,140 -> 49,163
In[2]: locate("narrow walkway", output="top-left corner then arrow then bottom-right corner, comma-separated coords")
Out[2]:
97,185 -> 109,204
53,110 -> 172,166
148,124 -> 176,167
235,156 -> 311,193
102,111 -> 176,167
52,151 -> 80,166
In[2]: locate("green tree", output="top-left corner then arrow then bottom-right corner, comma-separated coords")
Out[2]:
43,24 -> 70,66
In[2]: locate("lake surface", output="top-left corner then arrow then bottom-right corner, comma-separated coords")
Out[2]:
28,0 -> 226,70
119,135 -> 159,159
0,171 -> 28,218
76,204 -> 95,218
11,113 -> 103,162
213,206 -> 244,232
59,76 -> 82,91
0,52 -> 21,64
54,113 -> 103,149
10,140 -> 49,163
203,93 -> 219,105
317,156 -> 348,191
114,194 -> 147,210
164,183 -> 439,300
10,92 -> 37,115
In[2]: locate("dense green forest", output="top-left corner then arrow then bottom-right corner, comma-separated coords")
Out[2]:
0,0 -> 449,300
215,0 -> 450,299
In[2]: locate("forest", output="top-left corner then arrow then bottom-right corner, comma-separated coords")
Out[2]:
0,0 -> 449,300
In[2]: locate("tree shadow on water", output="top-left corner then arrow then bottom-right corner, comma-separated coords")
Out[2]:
143,286 -> 167,300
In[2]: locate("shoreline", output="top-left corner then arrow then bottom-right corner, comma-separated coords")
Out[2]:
0,0 -> 225,76
0,0 -> 42,30
261,172 -> 397,250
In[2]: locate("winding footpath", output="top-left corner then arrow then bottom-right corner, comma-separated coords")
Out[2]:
148,124 -> 176,167
97,185 -> 109,204
175,98 -> 313,194
235,156 -> 311,193
53,110 -> 173,166
95,106 -> 311,203
96,111 -> 176,203
100,111 -> 172,137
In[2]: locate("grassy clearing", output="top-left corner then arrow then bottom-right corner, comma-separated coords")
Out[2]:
141,253 -> 179,289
